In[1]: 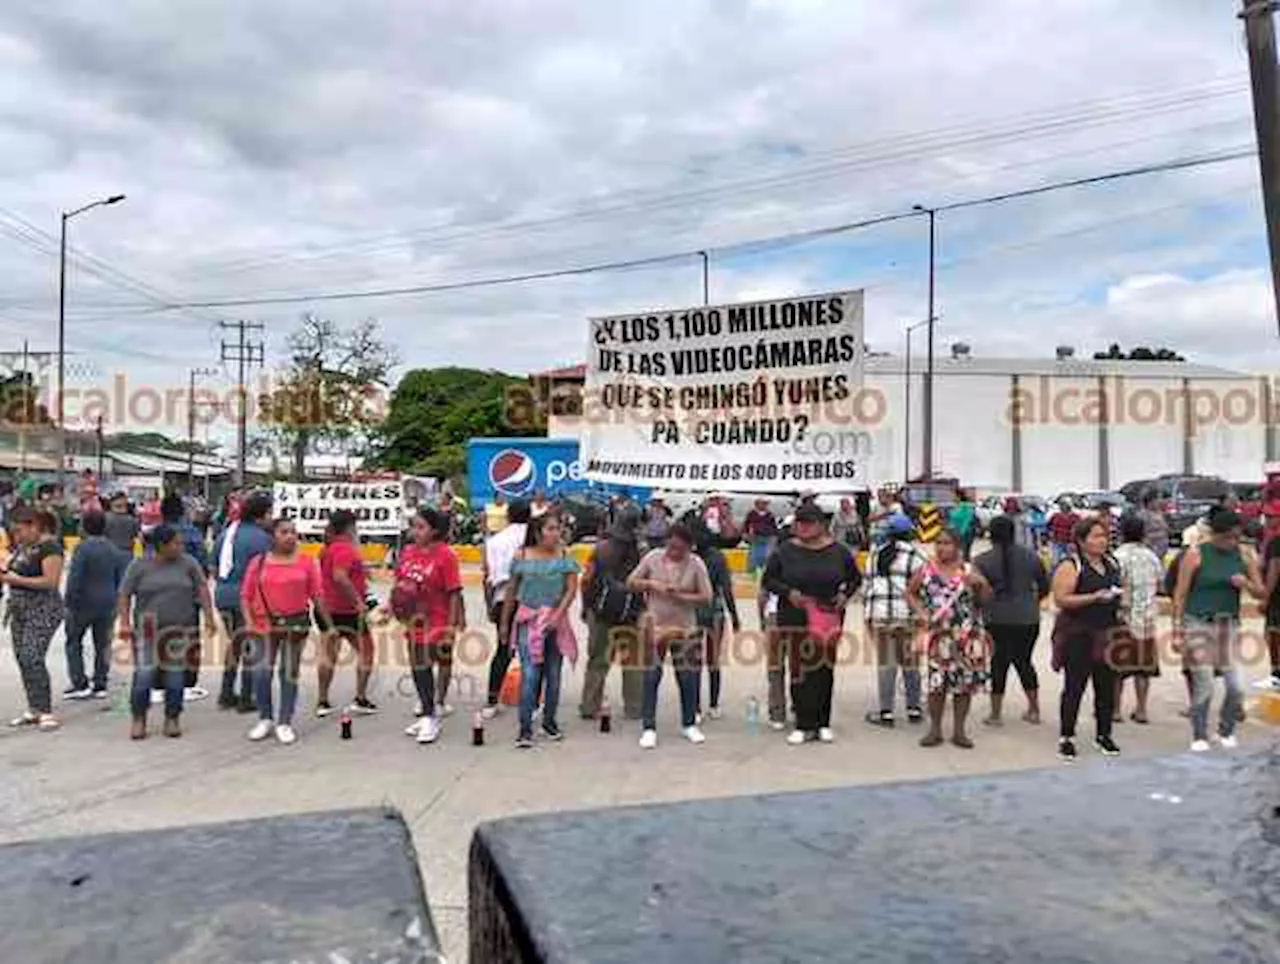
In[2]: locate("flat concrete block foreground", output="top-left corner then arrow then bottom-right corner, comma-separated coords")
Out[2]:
1,589 -> 1275,962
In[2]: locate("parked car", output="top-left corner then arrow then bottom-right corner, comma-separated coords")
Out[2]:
1118,478 -> 1154,505
1231,482 -> 1263,539
1147,474 -> 1231,542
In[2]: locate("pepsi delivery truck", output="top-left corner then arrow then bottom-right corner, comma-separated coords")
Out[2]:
465,438 -> 649,505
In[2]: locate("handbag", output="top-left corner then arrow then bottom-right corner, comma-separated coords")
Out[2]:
255,557 -> 313,635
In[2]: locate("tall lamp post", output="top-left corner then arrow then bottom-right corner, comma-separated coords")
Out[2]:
912,204 -> 937,479
902,317 -> 933,482
58,193 -> 126,492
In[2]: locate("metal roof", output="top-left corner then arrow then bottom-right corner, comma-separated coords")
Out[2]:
865,356 -> 1247,379
106,448 -> 232,477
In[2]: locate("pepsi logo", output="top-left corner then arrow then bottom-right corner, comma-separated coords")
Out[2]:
489,448 -> 536,496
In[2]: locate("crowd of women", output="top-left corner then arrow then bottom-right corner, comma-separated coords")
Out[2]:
2,486 -> 1266,757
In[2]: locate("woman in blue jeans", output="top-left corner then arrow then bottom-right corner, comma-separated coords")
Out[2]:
116,525 -> 215,740
501,513 -> 580,749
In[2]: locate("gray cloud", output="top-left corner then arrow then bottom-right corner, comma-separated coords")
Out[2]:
0,0 -> 1272,441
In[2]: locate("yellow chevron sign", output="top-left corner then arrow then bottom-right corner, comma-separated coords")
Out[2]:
916,504 -> 943,543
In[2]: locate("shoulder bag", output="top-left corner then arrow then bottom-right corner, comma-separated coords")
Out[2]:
256,556 -> 313,636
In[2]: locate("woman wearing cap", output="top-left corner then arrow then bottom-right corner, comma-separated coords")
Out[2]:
907,528 -> 991,749
4,508 -> 66,730
117,524 -> 215,739
763,503 -> 860,744
863,512 -> 928,727
1171,509 -> 1264,752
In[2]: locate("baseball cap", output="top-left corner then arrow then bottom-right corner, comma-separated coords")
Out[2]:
887,512 -> 914,535
793,503 -> 826,524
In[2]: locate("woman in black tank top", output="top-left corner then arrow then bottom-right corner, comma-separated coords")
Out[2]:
1050,517 -> 1122,762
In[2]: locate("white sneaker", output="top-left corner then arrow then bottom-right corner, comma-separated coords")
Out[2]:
416,717 -> 440,744
639,729 -> 658,750
768,720 -> 786,732
707,706 -> 723,721
184,686 -> 209,702
683,725 -> 706,745
275,724 -> 297,746
248,720 -> 275,742
9,711 -> 38,728
404,719 -> 425,737
1252,676 -> 1280,690
1216,734 -> 1239,750
480,705 -> 499,720
1190,739 -> 1211,753
786,729 -> 808,745
817,727 -> 835,743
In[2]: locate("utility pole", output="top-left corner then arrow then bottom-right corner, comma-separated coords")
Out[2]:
219,321 -> 264,487
698,250 -> 710,306
186,366 -> 220,489
95,415 -> 104,478
1242,0 -> 1280,336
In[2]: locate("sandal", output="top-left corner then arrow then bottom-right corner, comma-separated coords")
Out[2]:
130,718 -> 147,741
1129,712 -> 1149,725
919,732 -> 944,748
1022,710 -> 1041,725
982,716 -> 1003,727
952,734 -> 975,749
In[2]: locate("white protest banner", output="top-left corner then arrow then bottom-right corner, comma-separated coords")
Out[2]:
580,289 -> 870,492
273,480 -> 406,537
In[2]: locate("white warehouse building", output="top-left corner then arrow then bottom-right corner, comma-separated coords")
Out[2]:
534,350 -> 1279,494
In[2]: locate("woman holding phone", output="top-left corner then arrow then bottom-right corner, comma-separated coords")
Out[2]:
1050,517 -> 1123,762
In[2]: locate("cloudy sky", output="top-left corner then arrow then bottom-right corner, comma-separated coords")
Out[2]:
0,0 -> 1274,441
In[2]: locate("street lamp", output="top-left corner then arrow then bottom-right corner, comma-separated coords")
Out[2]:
902,317 -> 933,481
58,193 -> 126,492
697,250 -> 710,306
912,203 -> 937,479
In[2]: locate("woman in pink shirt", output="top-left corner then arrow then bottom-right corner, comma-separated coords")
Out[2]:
240,519 -> 329,746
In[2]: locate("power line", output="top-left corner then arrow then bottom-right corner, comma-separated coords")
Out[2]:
180,78 -> 1250,278
128,147 -> 1259,312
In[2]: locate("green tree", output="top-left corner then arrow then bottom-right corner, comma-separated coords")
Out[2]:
372,367 -> 541,483
258,315 -> 396,480
1093,343 -> 1185,361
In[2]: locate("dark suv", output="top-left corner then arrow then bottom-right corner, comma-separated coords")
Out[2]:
1149,474 -> 1231,543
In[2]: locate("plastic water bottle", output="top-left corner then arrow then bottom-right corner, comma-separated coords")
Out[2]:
340,709 -> 353,740
472,710 -> 485,747
599,700 -> 612,734
745,696 -> 760,734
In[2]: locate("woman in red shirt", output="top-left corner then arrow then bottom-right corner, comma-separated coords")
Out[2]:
317,510 -> 376,716
241,519 -> 328,746
392,508 -> 464,745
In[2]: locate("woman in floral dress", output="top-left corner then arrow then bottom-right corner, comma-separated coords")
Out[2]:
908,528 -> 992,749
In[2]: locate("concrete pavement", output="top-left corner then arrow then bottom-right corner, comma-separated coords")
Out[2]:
0,581 -> 1276,962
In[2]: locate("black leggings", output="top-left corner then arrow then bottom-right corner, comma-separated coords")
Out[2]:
989,623 -> 1040,696
1059,633 -> 1115,740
